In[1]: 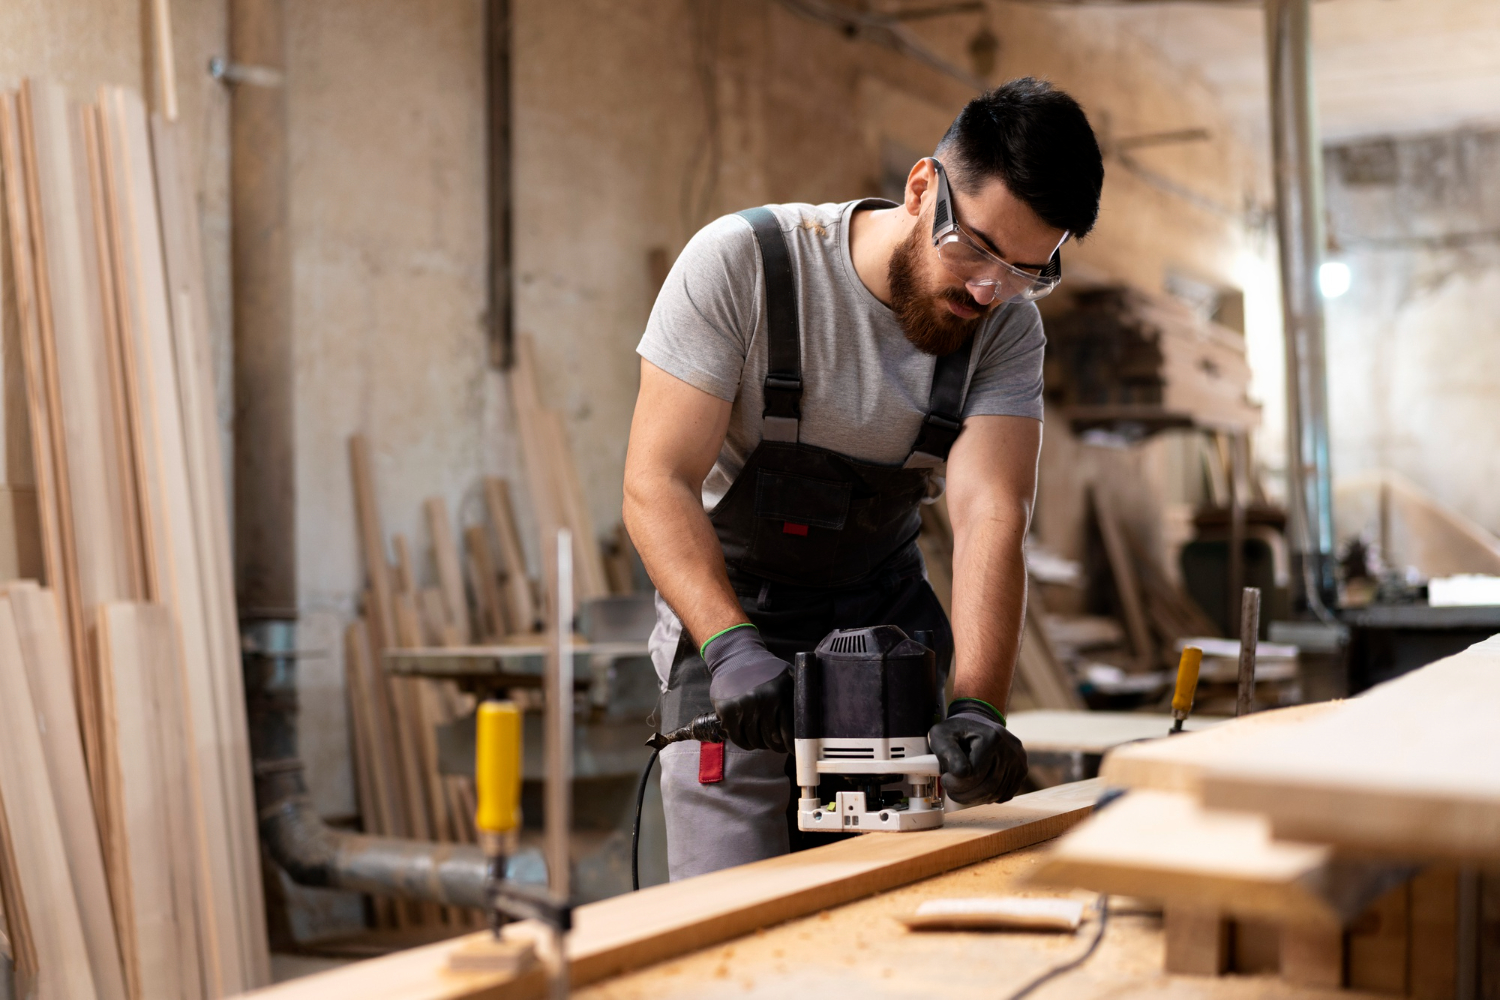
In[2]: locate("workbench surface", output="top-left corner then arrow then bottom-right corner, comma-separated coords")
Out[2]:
576,842 -> 1380,1000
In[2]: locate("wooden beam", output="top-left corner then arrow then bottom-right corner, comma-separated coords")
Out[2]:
1089,484 -> 1154,670
230,780 -> 1101,1000
483,477 -> 536,633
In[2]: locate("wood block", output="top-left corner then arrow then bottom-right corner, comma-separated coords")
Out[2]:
1279,921 -> 1344,988
1231,918 -> 1280,974
1163,905 -> 1229,976
1349,880 -> 1411,994
1410,866 -> 1459,1000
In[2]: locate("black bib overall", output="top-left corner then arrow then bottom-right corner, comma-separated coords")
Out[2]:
659,206 -> 974,730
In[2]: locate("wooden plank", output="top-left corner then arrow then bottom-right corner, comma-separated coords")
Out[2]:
6,584 -> 128,1000
425,496 -> 472,643
98,84 -> 250,994
1031,788 -> 1350,925
1089,484 -> 1154,670
0,595 -> 100,1000
343,620 -> 400,838
465,523 -> 508,642
392,533 -> 416,596
230,780 -> 1102,1000
1099,701 -> 1344,796
418,587 -> 459,647
349,435 -> 397,651
1016,592 -> 1083,711
0,92 -> 78,728
482,477 -> 536,634
151,113 -> 268,984
1200,637 -> 1500,861
539,410 -> 608,600
0,771 -> 40,992
96,601 -> 205,1000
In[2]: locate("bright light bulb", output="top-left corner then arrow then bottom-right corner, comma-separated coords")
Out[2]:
1319,261 -> 1351,298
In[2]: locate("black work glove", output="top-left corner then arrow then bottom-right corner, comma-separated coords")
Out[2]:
929,698 -> 1028,806
702,625 -> 794,754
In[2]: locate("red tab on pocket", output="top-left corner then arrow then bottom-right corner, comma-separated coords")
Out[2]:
698,741 -> 725,784
782,522 -> 809,536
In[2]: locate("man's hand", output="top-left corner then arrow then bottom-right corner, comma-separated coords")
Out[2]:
929,698 -> 1027,805
703,626 -> 794,753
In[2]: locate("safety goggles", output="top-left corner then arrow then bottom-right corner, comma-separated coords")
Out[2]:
928,157 -> 1065,303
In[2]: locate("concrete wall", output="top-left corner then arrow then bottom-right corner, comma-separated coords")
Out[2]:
1324,127 -> 1500,539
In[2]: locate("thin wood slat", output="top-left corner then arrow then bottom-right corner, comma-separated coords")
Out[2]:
0,595 -> 100,1000
482,477 -> 537,634
6,584 -> 127,1000
229,781 -> 1101,1000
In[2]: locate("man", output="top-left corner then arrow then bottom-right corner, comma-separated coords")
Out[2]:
623,78 -> 1104,880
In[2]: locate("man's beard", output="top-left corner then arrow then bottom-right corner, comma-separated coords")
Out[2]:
887,225 -> 989,356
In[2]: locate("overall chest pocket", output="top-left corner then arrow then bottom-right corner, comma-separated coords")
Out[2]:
753,471 -> 851,530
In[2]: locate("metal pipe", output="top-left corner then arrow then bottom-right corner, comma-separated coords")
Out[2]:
230,0 -> 297,619
1265,0 -> 1337,612
246,621 -> 487,909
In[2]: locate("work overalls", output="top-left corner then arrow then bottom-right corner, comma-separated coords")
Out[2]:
652,207 -> 976,880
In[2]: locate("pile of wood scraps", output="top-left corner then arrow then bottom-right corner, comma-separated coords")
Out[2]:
1031,637 -> 1500,993
0,80 -> 267,996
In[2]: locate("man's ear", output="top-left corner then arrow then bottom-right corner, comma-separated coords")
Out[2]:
903,158 -> 934,218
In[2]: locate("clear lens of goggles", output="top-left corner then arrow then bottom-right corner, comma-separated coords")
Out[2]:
935,235 -> 1061,303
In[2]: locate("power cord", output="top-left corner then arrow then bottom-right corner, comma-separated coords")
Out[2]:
631,747 -> 661,891
1000,894 -> 1110,1000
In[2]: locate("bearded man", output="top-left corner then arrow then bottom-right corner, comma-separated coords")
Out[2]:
623,78 -> 1104,880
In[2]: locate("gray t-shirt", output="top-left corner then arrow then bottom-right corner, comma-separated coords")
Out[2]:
637,199 -> 1046,510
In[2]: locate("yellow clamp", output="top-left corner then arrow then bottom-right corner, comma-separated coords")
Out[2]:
1172,646 -> 1203,718
475,700 -> 522,836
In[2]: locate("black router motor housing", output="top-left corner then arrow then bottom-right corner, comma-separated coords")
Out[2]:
793,625 -> 947,833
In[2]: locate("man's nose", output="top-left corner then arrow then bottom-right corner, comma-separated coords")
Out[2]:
967,281 -> 996,306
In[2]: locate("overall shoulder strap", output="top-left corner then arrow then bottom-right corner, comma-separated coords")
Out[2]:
905,335 -> 975,469
737,207 -> 801,443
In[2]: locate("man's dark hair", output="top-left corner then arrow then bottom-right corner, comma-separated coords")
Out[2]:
935,78 -> 1104,238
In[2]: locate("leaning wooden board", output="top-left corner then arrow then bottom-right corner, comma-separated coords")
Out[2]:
232,780 -> 1101,1000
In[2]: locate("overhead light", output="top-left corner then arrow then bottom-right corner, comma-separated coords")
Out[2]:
1319,261 -> 1351,299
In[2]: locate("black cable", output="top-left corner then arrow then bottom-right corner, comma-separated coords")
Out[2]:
631,747 -> 660,891
1000,894 -> 1110,1000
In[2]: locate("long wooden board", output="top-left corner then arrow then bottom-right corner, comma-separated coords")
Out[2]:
1201,635 -> 1500,861
97,601 -> 205,1000
0,595 -> 100,1000
98,85 -> 254,994
6,584 -> 128,1000
425,497 -> 472,644
232,780 -> 1101,1000
483,477 -> 536,633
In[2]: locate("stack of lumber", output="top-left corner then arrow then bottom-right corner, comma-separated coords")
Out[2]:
1043,285 -> 1260,433
1031,637 -> 1500,993
227,780 -> 1102,1000
0,81 -> 267,995
917,494 -> 1082,710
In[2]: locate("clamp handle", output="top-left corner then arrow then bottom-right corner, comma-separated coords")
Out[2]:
1170,646 -> 1203,734
476,700 -> 522,837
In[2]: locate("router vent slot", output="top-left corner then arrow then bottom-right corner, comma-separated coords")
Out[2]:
827,633 -> 867,653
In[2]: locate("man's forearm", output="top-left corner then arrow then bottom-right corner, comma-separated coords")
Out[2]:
949,510 -> 1028,713
623,473 -> 745,648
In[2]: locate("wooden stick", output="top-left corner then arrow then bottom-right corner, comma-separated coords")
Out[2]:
424,497 -> 472,643
1090,483 -> 1155,671
483,477 -> 537,633
465,523 -> 508,642
1236,586 -> 1260,717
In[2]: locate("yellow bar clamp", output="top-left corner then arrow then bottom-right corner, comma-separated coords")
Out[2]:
476,700 -> 522,837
